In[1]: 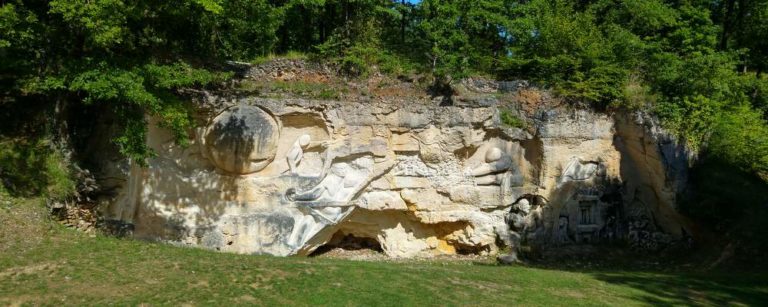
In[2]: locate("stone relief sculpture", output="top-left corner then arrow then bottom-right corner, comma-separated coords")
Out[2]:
203,106 -> 280,174
286,134 -> 311,175
466,147 -> 512,185
287,159 -> 372,205
281,133 -> 395,253
555,216 -> 571,244
102,94 -> 690,259
559,157 -> 603,185
502,196 -> 549,262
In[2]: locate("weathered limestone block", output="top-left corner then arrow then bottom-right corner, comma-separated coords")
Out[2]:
536,109 -> 614,140
390,132 -> 420,152
447,186 -> 504,209
356,191 -> 408,211
496,107 -> 693,260
379,224 -> 432,258
100,89 -> 692,258
392,177 -> 433,189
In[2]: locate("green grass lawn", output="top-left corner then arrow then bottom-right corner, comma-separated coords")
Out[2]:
1,200 -> 767,306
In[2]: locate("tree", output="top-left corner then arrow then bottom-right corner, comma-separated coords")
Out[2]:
0,0 -> 282,163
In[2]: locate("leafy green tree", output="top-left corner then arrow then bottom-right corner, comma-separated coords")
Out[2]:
501,0 -> 629,105
414,0 -> 512,85
2,0 -> 768,192
709,104 -> 768,179
0,0 -> 282,164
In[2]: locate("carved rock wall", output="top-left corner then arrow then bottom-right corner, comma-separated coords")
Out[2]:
506,109 -> 694,256
100,92 -> 692,258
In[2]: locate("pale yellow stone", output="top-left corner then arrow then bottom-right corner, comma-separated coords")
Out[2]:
103,97 -> 690,259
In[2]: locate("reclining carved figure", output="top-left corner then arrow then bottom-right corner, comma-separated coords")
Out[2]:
286,163 -> 367,205
466,147 -> 513,185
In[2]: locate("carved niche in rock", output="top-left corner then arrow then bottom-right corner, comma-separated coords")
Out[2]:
203,106 -> 280,174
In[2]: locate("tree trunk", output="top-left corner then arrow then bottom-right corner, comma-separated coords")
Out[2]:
720,0 -> 737,50
320,4 -> 327,43
401,0 -> 406,45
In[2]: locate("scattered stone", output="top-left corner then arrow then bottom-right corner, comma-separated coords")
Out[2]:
497,254 -> 519,266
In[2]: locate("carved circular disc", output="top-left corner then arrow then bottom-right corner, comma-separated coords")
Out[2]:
205,106 -> 280,174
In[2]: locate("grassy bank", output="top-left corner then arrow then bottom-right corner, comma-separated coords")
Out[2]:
1,200 -> 766,306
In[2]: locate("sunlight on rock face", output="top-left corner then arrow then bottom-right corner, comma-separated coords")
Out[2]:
101,81 -> 693,259
204,106 -> 279,174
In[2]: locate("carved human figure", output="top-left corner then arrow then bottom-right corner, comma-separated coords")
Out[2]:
556,216 -> 571,243
560,157 -> 603,184
286,134 -> 311,175
467,147 -> 512,185
506,198 -> 530,230
287,206 -> 351,248
287,163 -> 366,204
600,216 -> 617,242
516,198 -> 531,215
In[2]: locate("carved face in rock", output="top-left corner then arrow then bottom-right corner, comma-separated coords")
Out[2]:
204,106 -> 280,174
485,147 -> 503,163
298,134 -> 311,148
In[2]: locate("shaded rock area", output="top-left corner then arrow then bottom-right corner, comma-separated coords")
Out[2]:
87,60 -> 694,259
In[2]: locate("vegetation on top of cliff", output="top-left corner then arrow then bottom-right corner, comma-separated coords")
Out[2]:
1,0 -> 767,187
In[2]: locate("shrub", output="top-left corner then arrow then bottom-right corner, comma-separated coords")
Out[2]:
0,138 -> 75,199
251,51 -> 309,65
708,105 -> 768,180
499,109 -> 526,129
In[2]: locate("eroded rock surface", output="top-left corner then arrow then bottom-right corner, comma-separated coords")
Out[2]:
204,106 -> 280,174
99,82 -> 693,258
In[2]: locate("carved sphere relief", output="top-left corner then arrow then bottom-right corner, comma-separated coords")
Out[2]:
205,106 -> 280,174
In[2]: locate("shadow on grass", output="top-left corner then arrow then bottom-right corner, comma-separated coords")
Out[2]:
590,270 -> 768,306
482,253 -> 768,306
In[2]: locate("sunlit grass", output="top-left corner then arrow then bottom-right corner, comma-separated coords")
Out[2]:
1,200 -> 766,306
251,51 -> 310,65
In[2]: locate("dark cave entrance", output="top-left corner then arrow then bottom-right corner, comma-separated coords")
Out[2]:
309,231 -> 384,257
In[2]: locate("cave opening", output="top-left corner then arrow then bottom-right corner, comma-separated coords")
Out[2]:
309,231 -> 383,257
454,243 -> 491,255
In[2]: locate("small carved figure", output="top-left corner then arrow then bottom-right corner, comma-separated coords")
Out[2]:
287,163 -> 366,204
467,147 -> 513,185
287,134 -> 311,175
515,198 -> 531,215
556,216 -> 571,243
599,215 -> 617,242
560,157 -> 602,183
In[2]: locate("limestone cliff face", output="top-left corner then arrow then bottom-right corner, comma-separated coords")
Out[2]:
100,82 -> 693,258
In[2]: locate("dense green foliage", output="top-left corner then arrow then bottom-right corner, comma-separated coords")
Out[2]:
0,139 -> 74,198
0,0 -> 256,164
1,0 -> 768,194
